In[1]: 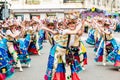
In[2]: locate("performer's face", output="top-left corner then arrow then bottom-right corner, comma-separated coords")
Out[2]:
33,24 -> 38,27
26,23 -> 29,27
11,26 -> 16,30
104,23 -> 110,29
68,22 -> 76,30
48,23 -> 55,30
58,23 -> 64,30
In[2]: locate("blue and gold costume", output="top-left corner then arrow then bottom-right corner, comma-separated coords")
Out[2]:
0,38 -> 14,79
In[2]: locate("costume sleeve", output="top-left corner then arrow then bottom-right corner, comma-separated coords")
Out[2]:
6,30 -> 12,35
61,29 -> 69,35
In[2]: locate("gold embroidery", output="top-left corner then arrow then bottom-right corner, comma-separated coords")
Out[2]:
66,50 -> 69,54
2,68 -> 6,73
0,63 -> 2,65
55,50 -> 58,53
0,58 -> 3,60
26,56 -> 29,58
58,56 -> 63,63
118,50 -> 120,55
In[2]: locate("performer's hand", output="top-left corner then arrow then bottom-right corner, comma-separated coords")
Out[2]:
82,20 -> 85,24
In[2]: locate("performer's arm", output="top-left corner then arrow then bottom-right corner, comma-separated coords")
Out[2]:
64,20 -> 85,35
0,33 -> 6,38
41,26 -> 58,35
6,30 -> 20,38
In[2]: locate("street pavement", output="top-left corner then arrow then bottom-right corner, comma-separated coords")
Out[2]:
8,33 -> 120,80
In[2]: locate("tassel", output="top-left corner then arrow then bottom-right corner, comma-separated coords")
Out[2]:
71,72 -> 80,80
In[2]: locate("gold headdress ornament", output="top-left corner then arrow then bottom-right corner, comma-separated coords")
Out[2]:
7,18 -> 21,28
104,19 -> 110,27
66,14 -> 78,25
57,18 -> 64,26
46,17 -> 55,27
97,18 -> 103,23
8,20 -> 18,28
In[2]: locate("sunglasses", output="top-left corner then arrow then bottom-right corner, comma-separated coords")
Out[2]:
67,22 -> 76,25
58,23 -> 63,26
104,23 -> 110,27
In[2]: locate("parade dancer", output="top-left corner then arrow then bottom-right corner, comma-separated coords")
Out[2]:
94,19 -> 108,64
94,20 -> 120,71
43,16 -> 85,80
17,31 -> 31,68
32,21 -> 42,55
6,23 -> 23,71
93,19 -> 103,52
44,19 -> 57,80
85,18 -> 95,46
0,33 -> 14,79
36,24 -> 45,55
28,21 -> 39,55
23,21 -> 31,50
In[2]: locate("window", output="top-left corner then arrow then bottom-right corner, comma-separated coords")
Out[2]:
64,0 -> 84,3
97,0 -> 100,6
118,1 -> 120,8
93,0 -> 95,5
47,13 -> 56,17
110,0 -> 116,8
11,0 -> 19,1
113,2 -> 115,8
30,15 -> 40,19
116,0 -> 119,8
15,15 -> 24,21
103,0 -> 106,7
26,0 -> 40,5
43,0 -> 52,2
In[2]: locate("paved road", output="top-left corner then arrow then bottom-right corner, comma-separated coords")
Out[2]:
8,33 -> 120,80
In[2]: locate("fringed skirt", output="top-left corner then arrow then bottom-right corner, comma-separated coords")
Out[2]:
79,41 -> 87,66
94,39 -> 104,62
14,39 -> 31,64
94,37 -> 102,52
107,39 -> 120,67
86,29 -> 95,45
44,44 -> 81,80
0,47 -> 14,79
38,30 -> 45,50
28,41 -> 38,55
115,23 -> 120,32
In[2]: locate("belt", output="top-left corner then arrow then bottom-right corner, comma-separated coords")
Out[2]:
57,44 -> 68,49
8,40 -> 14,43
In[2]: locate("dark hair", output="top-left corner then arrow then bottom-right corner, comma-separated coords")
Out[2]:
97,20 -> 102,23
31,21 -> 38,26
67,19 -> 76,25
9,24 -> 17,28
104,23 -> 110,27
113,15 -> 116,18
58,22 -> 63,26
47,23 -> 54,26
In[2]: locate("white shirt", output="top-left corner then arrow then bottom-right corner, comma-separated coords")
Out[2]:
6,30 -> 20,37
69,35 -> 75,47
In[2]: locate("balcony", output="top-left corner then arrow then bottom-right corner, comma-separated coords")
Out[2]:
25,0 -> 40,5
63,0 -> 84,3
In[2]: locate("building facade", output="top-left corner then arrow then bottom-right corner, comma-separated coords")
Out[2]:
9,0 -> 85,20
0,0 -> 120,20
0,0 -> 11,20
85,0 -> 120,12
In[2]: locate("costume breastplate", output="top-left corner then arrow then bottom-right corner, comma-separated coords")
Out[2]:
47,33 -> 54,45
71,35 -> 80,47
54,34 -> 68,47
105,34 -> 113,40
7,35 -> 14,41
